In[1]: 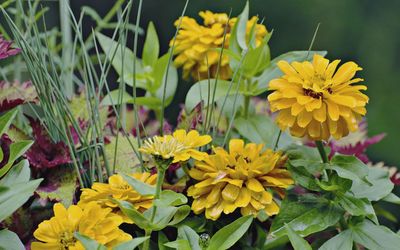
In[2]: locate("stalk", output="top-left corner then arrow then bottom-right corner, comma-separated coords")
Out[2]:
315,140 -> 328,163
59,0 -> 73,98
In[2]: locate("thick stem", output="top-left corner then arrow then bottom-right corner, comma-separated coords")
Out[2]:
150,167 -> 166,221
142,229 -> 151,250
315,140 -> 328,163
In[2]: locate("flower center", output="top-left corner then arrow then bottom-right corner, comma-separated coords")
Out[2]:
59,231 -> 77,249
145,136 -> 188,159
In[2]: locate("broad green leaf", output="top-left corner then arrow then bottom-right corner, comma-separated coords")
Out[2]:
236,1 -> 249,50
0,229 -> 24,250
114,199 -> 152,230
235,115 -> 292,149
185,79 -> 240,112
0,140 -> 33,178
112,236 -> 149,250
0,108 -> 18,136
335,193 -> 377,224
0,159 -> 30,185
0,178 -> 42,222
207,215 -> 253,250
351,220 -> 400,250
177,226 -> 201,250
143,21 -> 159,67
154,190 -> 188,207
285,224 -> 312,250
74,232 -> 107,250
253,50 -> 327,95
153,54 -> 178,108
351,167 -> 394,201
164,239 -> 191,249
329,155 -> 369,185
287,163 -> 321,191
100,89 -> 134,106
286,144 -> 327,173
96,32 -> 143,79
241,41 -> 271,78
154,205 -> 191,229
319,230 -> 353,250
270,194 -> 343,238
122,173 -> 155,196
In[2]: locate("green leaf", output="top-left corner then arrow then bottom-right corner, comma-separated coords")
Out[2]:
0,159 -> 30,186
335,193 -> 377,224
158,231 -> 173,250
0,140 -> 34,178
207,215 -> 253,250
112,236 -> 150,250
177,225 -> 201,250
351,220 -> 400,250
241,41 -> 271,79
285,224 -> 312,250
96,32 -> 143,79
286,144 -> 327,173
100,89 -> 134,106
319,230 -> 353,250
121,173 -> 155,196
350,167 -> 394,201
185,79 -> 236,112
154,190 -> 188,207
270,194 -> 343,238
253,50 -> 327,95
0,178 -> 42,222
142,21 -> 159,67
152,54 -> 178,108
382,193 -> 400,205
236,1 -> 249,50
74,232 -> 107,250
114,199 -> 152,230
329,155 -> 369,186
235,114 -> 292,149
0,229 -> 24,250
0,108 -> 18,136
164,239 -> 191,249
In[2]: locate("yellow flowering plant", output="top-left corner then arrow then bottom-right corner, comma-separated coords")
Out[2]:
2,1 -> 400,250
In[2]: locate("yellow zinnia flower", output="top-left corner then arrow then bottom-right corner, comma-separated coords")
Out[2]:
187,139 -> 293,220
78,172 -> 156,223
171,11 -> 268,80
268,54 -> 369,141
31,202 -> 131,250
139,129 -> 212,163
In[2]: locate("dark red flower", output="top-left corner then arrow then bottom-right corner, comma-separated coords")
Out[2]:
0,36 -> 20,60
25,120 -> 72,169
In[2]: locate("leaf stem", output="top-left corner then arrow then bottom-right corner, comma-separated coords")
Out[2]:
243,95 -> 250,118
315,140 -> 328,163
150,166 -> 166,221
143,229 -> 151,250
274,130 -> 282,151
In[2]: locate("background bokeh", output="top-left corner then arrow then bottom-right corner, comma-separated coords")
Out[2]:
7,0 -> 400,166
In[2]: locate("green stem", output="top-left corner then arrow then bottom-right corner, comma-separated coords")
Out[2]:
243,95 -> 250,118
273,130 -> 282,151
59,0 -> 73,98
143,229 -> 151,250
315,140 -> 328,163
151,167 -> 166,221
143,166 -> 166,250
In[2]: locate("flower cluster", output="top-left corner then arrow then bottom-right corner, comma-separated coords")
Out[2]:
0,35 -> 20,60
187,139 -> 293,220
172,11 -> 267,80
268,54 -> 369,141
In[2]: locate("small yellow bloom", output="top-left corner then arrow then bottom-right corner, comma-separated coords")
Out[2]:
187,139 -> 293,220
78,172 -> 156,223
171,11 -> 268,80
268,54 -> 369,141
31,202 -> 131,250
139,129 -> 212,163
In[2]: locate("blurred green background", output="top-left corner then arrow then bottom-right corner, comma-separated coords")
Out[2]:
4,0 -> 400,166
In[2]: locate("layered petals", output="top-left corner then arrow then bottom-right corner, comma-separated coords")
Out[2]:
268,54 -> 368,140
